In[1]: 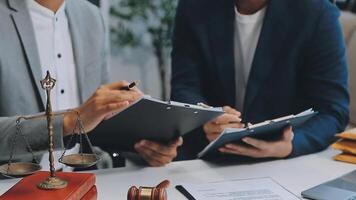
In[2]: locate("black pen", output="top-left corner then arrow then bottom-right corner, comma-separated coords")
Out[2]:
120,81 -> 139,91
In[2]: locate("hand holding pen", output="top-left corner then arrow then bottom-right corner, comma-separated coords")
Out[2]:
103,81 -> 142,120
120,81 -> 139,91
203,106 -> 244,142
63,81 -> 143,134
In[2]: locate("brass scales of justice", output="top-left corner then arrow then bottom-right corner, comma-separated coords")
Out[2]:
0,71 -> 100,190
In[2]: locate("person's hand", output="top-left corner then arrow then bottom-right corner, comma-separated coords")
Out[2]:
219,126 -> 294,158
63,81 -> 143,136
203,106 -> 244,142
134,137 -> 183,167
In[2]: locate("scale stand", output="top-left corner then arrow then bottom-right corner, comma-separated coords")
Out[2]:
35,71 -> 67,189
0,71 -> 100,190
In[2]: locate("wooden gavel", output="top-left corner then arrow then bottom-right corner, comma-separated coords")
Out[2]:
127,180 -> 170,200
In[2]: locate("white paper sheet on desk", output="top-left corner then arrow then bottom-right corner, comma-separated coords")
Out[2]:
180,177 -> 300,200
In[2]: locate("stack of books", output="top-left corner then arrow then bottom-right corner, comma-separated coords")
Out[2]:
0,171 -> 97,200
332,128 -> 356,164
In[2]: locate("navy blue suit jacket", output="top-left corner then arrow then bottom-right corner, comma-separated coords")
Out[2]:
171,0 -> 350,159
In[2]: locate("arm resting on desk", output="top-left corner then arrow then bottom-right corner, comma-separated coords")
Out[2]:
290,3 -> 349,157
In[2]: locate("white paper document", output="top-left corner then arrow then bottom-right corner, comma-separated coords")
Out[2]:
179,177 -> 300,200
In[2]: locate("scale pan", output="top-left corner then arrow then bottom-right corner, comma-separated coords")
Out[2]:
59,154 -> 99,168
0,162 -> 41,178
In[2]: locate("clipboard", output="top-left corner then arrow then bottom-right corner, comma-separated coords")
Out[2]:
198,109 -> 318,158
90,97 -> 224,151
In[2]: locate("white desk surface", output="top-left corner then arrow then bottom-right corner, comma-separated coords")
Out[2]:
0,149 -> 355,199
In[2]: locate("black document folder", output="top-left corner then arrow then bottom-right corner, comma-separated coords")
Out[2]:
91,97 -> 224,151
198,109 -> 318,158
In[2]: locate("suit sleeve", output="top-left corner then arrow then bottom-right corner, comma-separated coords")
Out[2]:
170,0 -> 207,104
0,115 -> 64,163
290,4 -> 350,157
170,0 -> 215,160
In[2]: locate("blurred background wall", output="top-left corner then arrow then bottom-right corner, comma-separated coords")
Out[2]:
89,0 -> 176,100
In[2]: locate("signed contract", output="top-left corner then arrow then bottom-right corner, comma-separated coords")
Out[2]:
177,177 -> 299,200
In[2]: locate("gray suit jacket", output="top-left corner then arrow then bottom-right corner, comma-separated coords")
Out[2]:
0,0 -> 110,164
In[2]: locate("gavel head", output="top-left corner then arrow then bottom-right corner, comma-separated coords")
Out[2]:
127,180 -> 170,200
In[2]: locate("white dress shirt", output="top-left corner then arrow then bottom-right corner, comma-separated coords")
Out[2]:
27,0 -> 80,171
234,6 -> 267,111
27,0 -> 80,111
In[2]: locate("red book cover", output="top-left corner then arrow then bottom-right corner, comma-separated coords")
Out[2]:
0,171 -> 95,200
81,186 -> 97,200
